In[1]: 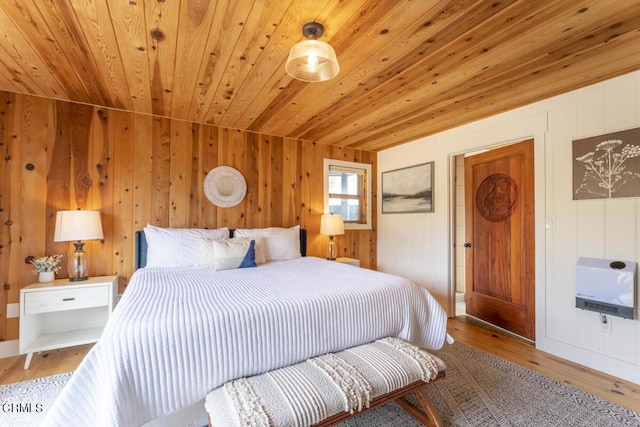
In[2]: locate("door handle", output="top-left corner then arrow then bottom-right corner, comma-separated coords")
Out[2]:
463,242 -> 471,248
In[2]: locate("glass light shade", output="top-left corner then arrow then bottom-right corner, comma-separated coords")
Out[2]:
286,40 -> 340,82
54,210 -> 103,281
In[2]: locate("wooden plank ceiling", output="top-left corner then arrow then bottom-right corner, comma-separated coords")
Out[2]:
0,0 -> 638,151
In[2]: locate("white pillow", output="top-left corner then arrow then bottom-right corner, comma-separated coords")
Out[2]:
200,237 -> 217,268
143,224 -> 230,267
200,237 -> 257,271
234,226 -> 300,262
200,237 -> 261,267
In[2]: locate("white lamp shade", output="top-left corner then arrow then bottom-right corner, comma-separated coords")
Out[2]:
286,40 -> 340,82
54,210 -> 104,242
320,214 -> 344,236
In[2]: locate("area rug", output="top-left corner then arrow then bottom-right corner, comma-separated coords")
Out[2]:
0,372 -> 71,426
1,342 -> 639,426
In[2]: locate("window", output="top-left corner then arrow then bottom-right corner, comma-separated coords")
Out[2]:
324,159 -> 372,230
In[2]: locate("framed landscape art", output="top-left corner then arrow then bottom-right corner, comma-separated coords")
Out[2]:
382,162 -> 434,213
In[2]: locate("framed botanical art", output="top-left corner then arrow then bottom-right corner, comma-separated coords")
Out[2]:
382,162 -> 434,213
573,127 -> 640,200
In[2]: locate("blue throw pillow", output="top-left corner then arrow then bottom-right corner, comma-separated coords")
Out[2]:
208,238 -> 257,271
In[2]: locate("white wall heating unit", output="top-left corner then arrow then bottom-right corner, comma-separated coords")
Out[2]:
575,257 -> 637,319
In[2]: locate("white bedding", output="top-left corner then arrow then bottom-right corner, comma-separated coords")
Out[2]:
42,257 -> 447,426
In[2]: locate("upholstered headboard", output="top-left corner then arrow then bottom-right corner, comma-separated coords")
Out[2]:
135,228 -> 307,270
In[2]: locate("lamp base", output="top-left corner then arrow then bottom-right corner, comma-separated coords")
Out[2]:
68,241 -> 89,282
327,236 -> 337,261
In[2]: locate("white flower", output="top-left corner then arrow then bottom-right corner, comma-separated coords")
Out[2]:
576,152 -> 594,162
31,254 -> 63,274
595,139 -> 622,151
621,144 -> 640,158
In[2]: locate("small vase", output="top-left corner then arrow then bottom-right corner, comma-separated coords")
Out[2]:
38,271 -> 55,283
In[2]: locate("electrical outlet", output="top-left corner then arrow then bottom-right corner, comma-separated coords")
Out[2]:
6,303 -> 19,319
598,315 -> 612,334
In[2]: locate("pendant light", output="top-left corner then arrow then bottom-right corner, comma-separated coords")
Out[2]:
286,22 -> 340,82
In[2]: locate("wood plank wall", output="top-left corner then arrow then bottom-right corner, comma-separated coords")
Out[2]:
0,91 -> 377,341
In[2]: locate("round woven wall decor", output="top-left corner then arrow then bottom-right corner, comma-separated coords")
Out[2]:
204,166 -> 247,208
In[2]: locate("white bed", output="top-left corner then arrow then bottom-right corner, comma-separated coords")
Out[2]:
42,235 -> 447,426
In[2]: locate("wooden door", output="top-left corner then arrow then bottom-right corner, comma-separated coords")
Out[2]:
464,139 -> 535,340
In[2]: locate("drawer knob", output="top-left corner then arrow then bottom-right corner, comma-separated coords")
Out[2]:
62,297 -> 76,301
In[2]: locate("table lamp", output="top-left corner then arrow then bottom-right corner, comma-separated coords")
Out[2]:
320,213 -> 344,261
54,210 -> 104,281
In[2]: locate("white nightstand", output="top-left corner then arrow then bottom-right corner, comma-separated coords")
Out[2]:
336,257 -> 360,267
19,275 -> 118,369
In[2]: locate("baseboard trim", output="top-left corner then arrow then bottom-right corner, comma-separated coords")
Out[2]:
537,335 -> 640,385
0,339 -> 19,358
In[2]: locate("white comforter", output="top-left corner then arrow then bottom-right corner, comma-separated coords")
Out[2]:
42,257 -> 447,426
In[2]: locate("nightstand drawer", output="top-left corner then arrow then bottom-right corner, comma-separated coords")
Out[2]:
23,286 -> 109,314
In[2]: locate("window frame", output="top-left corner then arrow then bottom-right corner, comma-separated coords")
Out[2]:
323,158 -> 372,230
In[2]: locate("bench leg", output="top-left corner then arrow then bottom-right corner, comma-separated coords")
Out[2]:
395,387 -> 443,427
414,387 -> 443,427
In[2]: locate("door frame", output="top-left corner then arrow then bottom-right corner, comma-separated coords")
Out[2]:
448,138 -> 540,334
438,112 -> 547,355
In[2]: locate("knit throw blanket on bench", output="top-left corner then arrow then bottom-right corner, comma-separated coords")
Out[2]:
206,337 -> 443,427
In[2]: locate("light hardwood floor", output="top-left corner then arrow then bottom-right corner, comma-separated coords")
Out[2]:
448,317 -> 639,413
1,316 -> 638,413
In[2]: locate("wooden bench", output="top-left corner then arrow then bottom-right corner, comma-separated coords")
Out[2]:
206,337 -> 446,426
